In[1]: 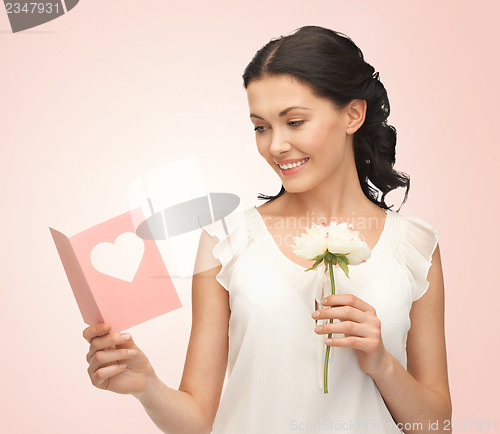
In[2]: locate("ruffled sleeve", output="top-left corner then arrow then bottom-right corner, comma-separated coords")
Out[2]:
398,215 -> 439,303
201,208 -> 252,292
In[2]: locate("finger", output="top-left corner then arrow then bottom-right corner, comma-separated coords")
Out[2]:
91,363 -> 128,389
83,323 -> 112,343
318,320 -> 370,338
325,335 -> 367,350
314,305 -> 367,323
86,332 -> 133,363
321,294 -> 376,314
88,348 -> 138,372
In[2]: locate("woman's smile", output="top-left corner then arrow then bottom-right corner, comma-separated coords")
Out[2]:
276,157 -> 309,176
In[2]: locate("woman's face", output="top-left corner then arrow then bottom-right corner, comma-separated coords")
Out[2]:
246,74 -> 354,194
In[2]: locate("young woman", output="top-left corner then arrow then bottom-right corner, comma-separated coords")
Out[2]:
83,26 -> 451,433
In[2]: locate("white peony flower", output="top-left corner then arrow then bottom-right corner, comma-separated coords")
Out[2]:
292,223 -> 329,260
323,222 -> 371,266
293,219 -> 371,268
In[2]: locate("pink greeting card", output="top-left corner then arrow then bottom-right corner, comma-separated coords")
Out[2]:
49,207 -> 182,333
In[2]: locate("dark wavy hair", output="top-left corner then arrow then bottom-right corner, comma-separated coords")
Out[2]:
242,25 -> 409,212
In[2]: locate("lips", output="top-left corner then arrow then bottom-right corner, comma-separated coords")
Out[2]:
277,157 -> 309,176
275,157 -> 309,166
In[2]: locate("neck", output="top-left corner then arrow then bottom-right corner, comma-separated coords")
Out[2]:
282,166 -> 376,222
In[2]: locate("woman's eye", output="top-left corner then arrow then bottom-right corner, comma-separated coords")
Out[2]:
254,121 -> 303,133
254,125 -> 268,133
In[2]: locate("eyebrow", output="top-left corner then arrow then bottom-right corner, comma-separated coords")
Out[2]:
249,106 -> 312,120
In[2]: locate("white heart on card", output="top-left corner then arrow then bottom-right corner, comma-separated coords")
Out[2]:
91,232 -> 144,282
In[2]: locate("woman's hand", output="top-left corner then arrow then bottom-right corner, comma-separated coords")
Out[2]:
312,294 -> 390,378
83,322 -> 157,397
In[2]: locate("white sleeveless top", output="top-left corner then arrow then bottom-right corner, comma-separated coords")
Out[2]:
202,205 -> 438,434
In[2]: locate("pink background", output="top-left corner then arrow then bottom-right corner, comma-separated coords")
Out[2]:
1,1 -> 498,432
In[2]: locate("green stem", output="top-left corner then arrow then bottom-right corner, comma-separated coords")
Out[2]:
323,258 -> 335,393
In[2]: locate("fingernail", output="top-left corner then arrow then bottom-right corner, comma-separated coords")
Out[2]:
121,334 -> 131,341
321,298 -> 327,305
102,324 -> 110,332
128,349 -> 138,356
312,311 -> 320,319
314,326 -> 322,333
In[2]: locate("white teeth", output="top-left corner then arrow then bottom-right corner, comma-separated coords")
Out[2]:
278,158 -> 308,169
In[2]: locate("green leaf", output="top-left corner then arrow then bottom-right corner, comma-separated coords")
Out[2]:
337,255 -> 350,278
304,256 -> 324,272
316,252 -> 328,261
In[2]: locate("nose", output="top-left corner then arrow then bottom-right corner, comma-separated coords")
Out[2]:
269,128 -> 292,156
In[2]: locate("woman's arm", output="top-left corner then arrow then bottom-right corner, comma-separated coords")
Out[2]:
133,377 -> 215,434
371,242 -> 452,432
133,229 -> 230,434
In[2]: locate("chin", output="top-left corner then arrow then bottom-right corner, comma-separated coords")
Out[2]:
280,182 -> 311,194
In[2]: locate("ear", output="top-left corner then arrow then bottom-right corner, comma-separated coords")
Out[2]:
345,99 -> 367,135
